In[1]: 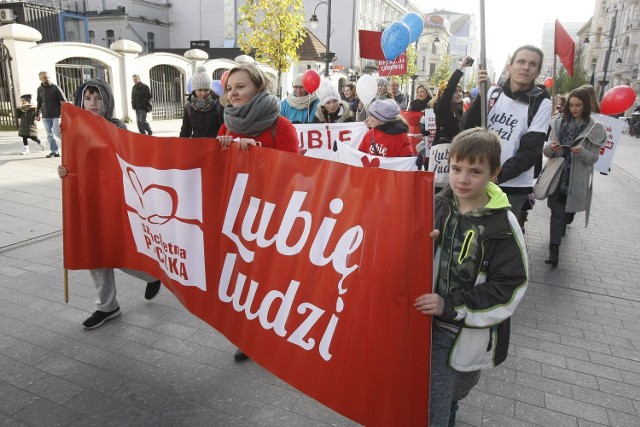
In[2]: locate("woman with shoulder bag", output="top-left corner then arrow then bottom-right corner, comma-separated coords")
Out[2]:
542,87 -> 605,267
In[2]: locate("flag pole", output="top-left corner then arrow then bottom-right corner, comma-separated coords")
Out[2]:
479,0 -> 487,128
64,268 -> 69,303
552,54 -> 557,111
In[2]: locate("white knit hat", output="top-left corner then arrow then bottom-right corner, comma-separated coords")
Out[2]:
191,66 -> 212,91
317,82 -> 340,106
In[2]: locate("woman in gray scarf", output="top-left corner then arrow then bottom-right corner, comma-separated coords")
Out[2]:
217,64 -> 299,153
216,64 -> 299,362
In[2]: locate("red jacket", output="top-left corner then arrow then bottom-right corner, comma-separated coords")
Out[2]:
358,127 -> 413,158
218,116 -> 299,153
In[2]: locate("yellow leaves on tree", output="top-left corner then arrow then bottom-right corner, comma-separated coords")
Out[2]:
238,0 -> 305,75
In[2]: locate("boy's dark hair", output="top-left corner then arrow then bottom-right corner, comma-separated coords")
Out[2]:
510,45 -> 544,71
83,86 -> 100,95
564,87 -> 592,120
449,127 -> 501,173
20,94 -> 32,102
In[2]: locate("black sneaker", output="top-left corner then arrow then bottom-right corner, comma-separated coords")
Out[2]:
234,348 -> 250,362
46,152 -> 60,158
82,307 -> 121,329
144,280 -> 161,300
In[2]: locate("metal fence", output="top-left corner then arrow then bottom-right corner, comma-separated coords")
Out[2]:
149,65 -> 184,120
0,42 -> 17,128
55,58 -> 110,103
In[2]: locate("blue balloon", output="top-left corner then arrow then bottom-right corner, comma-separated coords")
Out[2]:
381,21 -> 411,61
471,87 -> 479,97
186,77 -> 192,94
402,12 -> 424,44
212,80 -> 223,96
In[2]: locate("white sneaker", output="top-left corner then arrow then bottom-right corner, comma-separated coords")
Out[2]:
20,147 -> 30,155
38,141 -> 46,151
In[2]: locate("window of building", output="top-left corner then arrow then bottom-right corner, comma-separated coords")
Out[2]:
106,30 -> 114,47
89,30 -> 95,44
147,32 -> 155,50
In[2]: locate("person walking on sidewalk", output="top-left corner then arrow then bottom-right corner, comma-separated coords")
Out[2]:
36,71 -> 66,158
16,94 -> 44,155
58,79 -> 162,329
131,74 -> 153,135
542,87 -> 605,267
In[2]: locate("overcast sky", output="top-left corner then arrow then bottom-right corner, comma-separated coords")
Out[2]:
417,0 -> 597,67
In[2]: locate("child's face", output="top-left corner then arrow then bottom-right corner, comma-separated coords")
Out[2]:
449,156 -> 498,207
195,88 -> 211,99
365,115 -> 383,129
83,90 -> 103,116
20,98 -> 28,105
324,99 -> 339,114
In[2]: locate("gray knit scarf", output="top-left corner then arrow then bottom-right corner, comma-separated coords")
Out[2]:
286,92 -> 318,109
224,91 -> 280,137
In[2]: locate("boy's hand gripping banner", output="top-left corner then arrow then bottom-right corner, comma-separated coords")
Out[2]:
61,104 -> 434,426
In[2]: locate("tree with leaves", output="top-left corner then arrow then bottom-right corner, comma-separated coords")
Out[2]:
238,0 -> 306,97
553,64 -> 589,96
430,52 -> 453,88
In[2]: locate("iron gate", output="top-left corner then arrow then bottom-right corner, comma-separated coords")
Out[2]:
55,58 -> 110,103
0,41 -> 17,128
149,65 -> 183,120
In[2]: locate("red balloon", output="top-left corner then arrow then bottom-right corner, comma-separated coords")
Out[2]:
302,69 -> 321,94
600,85 -> 637,115
220,70 -> 230,89
543,77 -> 553,88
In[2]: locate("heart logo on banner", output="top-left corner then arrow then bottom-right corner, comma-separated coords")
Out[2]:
361,156 -> 381,168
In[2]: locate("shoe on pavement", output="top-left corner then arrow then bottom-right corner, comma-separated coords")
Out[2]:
234,348 -> 250,362
46,152 -> 60,158
144,280 -> 161,300
82,307 -> 121,329
20,147 -> 30,155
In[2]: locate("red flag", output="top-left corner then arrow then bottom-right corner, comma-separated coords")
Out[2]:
358,30 -> 386,61
555,20 -> 575,77
61,104 -> 434,427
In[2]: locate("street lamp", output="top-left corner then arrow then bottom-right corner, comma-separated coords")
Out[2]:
583,8 -> 618,101
309,0 -> 333,77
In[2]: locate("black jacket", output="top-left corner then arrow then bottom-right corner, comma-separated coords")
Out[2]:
131,82 -> 153,112
36,83 -> 66,118
433,69 -> 464,145
179,94 -> 224,138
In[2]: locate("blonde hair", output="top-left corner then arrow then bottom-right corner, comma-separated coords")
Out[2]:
221,64 -> 275,106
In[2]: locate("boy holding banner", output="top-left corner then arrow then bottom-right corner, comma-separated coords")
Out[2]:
415,128 -> 528,426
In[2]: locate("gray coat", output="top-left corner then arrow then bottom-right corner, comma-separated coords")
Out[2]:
544,115 -> 606,225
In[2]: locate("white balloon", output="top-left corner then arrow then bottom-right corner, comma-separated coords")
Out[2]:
356,74 -> 377,106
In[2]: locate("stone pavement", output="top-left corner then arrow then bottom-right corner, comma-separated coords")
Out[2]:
0,120 -> 639,426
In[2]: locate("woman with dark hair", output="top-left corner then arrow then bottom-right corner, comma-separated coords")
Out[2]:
543,87 -> 605,267
408,84 -> 432,112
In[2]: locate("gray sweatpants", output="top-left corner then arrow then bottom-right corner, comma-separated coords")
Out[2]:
430,323 -> 481,427
90,268 -> 157,312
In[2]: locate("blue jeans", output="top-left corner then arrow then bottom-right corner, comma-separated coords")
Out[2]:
42,117 -> 61,153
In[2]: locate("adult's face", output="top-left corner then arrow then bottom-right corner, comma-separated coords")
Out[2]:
390,81 -> 400,94
416,87 -> 428,100
195,88 -> 211,99
132,75 -> 141,85
568,96 -> 584,119
293,84 -> 309,97
507,49 -> 541,92
227,70 -> 260,107
452,86 -> 463,104
39,73 -> 51,86
343,86 -> 354,99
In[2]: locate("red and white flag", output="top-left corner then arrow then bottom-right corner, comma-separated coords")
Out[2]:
555,20 -> 575,77
61,104 -> 434,427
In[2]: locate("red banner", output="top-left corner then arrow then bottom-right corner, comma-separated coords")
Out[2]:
379,53 -> 407,76
358,30 -> 386,61
61,104 -> 434,426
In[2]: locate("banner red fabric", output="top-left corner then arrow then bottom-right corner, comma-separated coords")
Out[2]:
61,104 -> 433,426
379,54 -> 407,76
555,20 -> 575,77
401,110 -> 424,152
358,30 -> 386,61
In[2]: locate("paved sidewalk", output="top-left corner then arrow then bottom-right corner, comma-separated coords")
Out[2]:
0,121 -> 639,426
